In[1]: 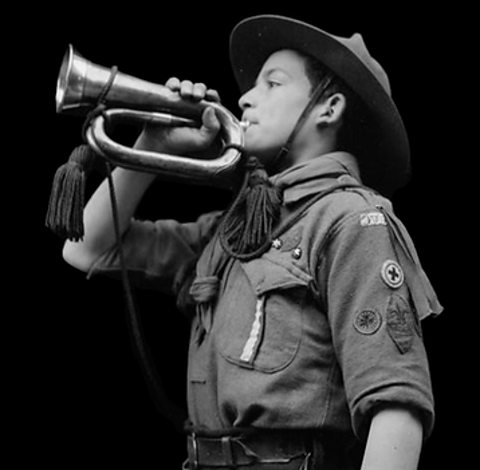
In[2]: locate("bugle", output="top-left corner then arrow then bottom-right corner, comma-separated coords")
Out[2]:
56,45 -> 245,188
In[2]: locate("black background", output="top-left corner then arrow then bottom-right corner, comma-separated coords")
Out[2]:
14,4 -> 470,469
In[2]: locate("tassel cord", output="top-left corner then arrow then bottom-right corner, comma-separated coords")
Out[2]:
218,156 -> 283,260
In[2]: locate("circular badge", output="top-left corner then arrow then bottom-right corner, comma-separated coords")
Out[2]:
381,260 -> 404,289
353,310 -> 382,335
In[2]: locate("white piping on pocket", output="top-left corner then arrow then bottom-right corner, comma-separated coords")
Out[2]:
240,296 -> 266,363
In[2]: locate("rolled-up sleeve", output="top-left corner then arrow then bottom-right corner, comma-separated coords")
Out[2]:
319,210 -> 436,440
87,211 -> 222,296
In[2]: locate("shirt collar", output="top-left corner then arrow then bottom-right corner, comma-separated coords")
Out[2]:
271,152 -> 362,205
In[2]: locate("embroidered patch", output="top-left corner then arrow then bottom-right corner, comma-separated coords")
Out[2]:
386,295 -> 414,354
354,310 -> 382,335
360,211 -> 387,227
381,260 -> 404,289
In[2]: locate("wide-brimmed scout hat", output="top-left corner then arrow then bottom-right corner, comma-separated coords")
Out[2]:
229,15 -> 411,196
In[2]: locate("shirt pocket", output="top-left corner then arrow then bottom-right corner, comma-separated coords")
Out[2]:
217,254 -> 312,373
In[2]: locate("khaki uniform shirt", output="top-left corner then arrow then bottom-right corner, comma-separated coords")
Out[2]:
89,152 -> 442,444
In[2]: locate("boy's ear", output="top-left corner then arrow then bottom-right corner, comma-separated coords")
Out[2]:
315,93 -> 346,127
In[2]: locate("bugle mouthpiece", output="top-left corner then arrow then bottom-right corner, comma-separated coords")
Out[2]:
240,120 -> 251,131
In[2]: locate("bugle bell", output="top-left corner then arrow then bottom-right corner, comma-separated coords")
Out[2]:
56,45 -> 245,188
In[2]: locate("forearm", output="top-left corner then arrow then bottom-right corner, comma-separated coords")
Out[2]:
62,133 -> 160,271
360,407 -> 423,470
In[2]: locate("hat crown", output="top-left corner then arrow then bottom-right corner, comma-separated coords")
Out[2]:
339,33 -> 392,96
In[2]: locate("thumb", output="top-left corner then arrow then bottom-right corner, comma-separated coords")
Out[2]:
199,107 -> 221,138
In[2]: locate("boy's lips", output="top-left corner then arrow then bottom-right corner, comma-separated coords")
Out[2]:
241,113 -> 258,125
240,118 -> 258,131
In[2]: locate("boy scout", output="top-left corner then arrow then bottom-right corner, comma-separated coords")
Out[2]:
62,15 -> 442,470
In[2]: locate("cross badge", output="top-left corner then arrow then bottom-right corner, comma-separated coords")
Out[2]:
381,260 -> 404,289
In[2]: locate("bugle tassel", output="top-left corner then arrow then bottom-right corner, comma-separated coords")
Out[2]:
45,143 -> 97,241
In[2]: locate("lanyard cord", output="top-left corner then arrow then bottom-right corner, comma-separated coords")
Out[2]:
104,161 -> 187,432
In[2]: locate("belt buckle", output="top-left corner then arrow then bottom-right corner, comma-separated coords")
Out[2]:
221,436 -> 235,467
188,432 -> 200,470
188,433 -> 238,469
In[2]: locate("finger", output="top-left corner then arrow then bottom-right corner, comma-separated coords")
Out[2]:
205,89 -> 221,103
165,77 -> 181,90
192,82 -> 207,101
180,80 -> 194,98
200,107 -> 221,136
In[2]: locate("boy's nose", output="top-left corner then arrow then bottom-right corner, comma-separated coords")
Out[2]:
238,87 -> 256,111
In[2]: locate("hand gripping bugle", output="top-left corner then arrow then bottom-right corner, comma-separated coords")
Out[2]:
56,45 -> 247,188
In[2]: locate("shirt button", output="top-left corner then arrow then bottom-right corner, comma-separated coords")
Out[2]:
272,238 -> 283,249
292,247 -> 302,259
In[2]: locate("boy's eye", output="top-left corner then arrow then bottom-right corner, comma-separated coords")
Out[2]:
267,80 -> 281,88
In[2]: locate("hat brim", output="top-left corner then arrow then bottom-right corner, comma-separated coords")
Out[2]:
229,15 -> 410,196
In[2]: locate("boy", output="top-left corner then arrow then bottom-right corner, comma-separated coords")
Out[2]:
62,15 -> 442,470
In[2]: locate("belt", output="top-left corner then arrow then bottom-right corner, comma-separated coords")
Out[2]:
184,429 -> 322,470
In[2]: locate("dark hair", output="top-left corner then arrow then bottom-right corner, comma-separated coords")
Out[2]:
297,50 -> 373,159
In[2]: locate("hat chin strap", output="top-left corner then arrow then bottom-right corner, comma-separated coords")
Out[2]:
268,74 -> 334,174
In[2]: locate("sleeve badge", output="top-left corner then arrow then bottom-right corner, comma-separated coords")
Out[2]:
381,260 -> 404,289
353,309 -> 382,335
386,295 -> 415,354
360,211 -> 387,227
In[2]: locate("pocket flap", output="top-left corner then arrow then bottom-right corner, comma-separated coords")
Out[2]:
241,253 -> 312,296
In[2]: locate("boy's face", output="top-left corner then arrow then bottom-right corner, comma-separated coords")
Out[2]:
239,49 -> 312,167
